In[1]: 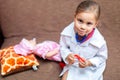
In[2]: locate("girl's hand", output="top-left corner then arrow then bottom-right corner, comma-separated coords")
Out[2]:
79,60 -> 92,68
66,53 -> 75,65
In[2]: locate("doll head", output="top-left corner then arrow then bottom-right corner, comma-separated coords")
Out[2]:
14,38 -> 36,56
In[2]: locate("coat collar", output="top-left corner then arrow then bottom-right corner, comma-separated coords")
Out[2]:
61,22 -> 78,45
61,22 -> 105,48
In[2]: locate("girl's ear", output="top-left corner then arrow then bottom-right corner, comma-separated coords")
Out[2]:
74,17 -> 76,22
74,12 -> 77,18
95,20 -> 99,27
74,13 -> 77,22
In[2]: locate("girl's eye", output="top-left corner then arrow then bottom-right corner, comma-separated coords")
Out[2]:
87,22 -> 92,25
79,19 -> 83,23
77,19 -> 83,23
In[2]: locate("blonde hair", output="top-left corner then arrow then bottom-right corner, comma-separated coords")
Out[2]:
75,0 -> 100,20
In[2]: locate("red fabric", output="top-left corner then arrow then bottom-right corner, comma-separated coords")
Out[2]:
59,62 -> 65,69
85,29 -> 95,41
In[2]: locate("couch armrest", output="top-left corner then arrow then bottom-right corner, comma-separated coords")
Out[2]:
0,26 -> 4,48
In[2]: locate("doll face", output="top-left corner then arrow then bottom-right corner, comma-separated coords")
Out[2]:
74,12 -> 98,36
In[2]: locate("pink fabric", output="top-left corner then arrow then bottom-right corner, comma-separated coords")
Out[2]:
14,39 -> 61,62
34,41 -> 61,62
14,38 -> 35,56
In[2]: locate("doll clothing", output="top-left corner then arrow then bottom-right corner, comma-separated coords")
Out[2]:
34,41 -> 61,61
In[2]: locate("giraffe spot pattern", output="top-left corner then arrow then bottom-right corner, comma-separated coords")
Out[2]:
0,46 -> 39,76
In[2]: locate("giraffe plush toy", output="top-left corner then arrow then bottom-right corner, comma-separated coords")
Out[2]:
0,46 -> 39,76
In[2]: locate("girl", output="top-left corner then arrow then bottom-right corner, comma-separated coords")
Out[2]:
59,0 -> 108,80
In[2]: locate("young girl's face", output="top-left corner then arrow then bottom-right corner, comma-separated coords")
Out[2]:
74,12 -> 98,36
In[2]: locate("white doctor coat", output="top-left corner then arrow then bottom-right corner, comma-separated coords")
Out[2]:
59,22 -> 108,80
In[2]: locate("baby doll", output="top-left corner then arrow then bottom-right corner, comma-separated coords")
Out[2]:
34,41 -> 61,62
14,38 -> 61,62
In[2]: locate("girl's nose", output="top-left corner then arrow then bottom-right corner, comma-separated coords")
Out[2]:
80,24 -> 86,30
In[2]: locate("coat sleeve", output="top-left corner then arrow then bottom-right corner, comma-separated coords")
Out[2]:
89,43 -> 108,70
59,35 -> 72,64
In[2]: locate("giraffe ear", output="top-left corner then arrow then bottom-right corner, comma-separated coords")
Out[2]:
0,46 -> 39,76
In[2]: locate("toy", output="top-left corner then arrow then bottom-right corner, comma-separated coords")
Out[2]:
59,54 -> 85,69
14,38 -> 36,56
14,38 -> 61,62
0,46 -> 39,76
34,41 -> 61,62
74,54 -> 85,63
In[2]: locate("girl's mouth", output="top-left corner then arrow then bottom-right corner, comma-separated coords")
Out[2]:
78,31 -> 86,36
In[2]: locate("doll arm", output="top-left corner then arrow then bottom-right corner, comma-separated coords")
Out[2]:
34,41 -> 61,61
45,48 -> 59,58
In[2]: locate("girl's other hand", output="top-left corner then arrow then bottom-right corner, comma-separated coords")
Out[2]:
66,53 -> 75,65
79,60 -> 92,68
